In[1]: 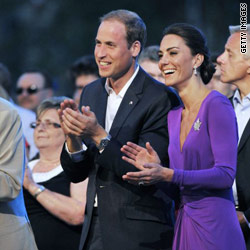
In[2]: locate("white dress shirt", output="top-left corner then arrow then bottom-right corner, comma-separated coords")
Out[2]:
67,66 -> 139,158
104,66 -> 139,133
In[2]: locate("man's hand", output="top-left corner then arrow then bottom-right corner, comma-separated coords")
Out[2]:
237,211 -> 248,227
58,99 -> 107,151
58,99 -> 79,137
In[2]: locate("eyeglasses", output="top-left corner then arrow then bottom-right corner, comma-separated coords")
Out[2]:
30,121 -> 61,129
16,85 -> 43,95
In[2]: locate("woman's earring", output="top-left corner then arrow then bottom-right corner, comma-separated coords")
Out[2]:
193,67 -> 198,76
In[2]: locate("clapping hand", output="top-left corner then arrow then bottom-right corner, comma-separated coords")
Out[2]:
121,142 -> 160,170
58,99 -> 100,138
58,99 -> 107,152
121,142 -> 173,186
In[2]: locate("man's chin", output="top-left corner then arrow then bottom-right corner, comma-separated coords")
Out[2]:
220,77 -> 230,84
99,72 -> 110,78
19,102 -> 34,110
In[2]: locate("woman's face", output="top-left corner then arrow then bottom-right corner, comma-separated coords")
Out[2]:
158,34 -> 196,88
34,108 -> 65,150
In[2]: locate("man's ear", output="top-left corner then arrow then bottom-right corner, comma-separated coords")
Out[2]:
130,41 -> 141,58
246,58 -> 250,74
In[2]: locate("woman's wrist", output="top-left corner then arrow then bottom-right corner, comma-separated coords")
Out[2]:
33,185 -> 46,199
163,168 -> 174,182
28,183 -> 45,198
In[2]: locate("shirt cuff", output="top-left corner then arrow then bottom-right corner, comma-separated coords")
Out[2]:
65,142 -> 87,162
243,213 -> 250,229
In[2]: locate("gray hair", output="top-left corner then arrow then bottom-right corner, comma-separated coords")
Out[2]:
36,96 -> 70,119
139,45 -> 160,64
100,9 -> 147,54
229,24 -> 250,58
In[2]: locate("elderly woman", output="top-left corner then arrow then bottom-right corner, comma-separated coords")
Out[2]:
23,96 -> 88,250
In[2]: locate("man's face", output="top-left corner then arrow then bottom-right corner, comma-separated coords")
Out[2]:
16,73 -> 52,111
140,60 -> 165,83
217,33 -> 250,85
94,20 -> 137,81
73,74 -> 98,105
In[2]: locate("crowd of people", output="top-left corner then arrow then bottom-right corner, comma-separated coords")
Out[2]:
0,8 -> 249,250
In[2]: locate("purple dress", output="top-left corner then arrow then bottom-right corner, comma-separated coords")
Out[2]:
168,91 -> 246,250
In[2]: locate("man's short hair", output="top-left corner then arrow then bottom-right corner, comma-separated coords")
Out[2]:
69,55 -> 99,83
19,69 -> 54,89
139,45 -> 160,64
100,9 -> 147,54
229,24 -> 250,59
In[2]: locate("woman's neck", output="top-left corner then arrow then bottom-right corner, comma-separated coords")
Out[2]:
38,148 -> 61,165
177,79 -> 210,111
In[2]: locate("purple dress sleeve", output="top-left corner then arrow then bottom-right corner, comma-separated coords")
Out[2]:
172,95 -> 238,190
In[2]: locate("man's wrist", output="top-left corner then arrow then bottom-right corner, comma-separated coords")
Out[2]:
97,134 -> 111,151
92,125 -> 108,146
66,135 -> 82,153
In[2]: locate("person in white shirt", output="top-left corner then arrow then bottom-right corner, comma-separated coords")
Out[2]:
16,70 -> 53,112
0,62 -> 38,160
217,23 -> 250,249
59,9 -> 179,250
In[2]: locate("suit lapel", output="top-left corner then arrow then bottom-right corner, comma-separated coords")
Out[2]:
109,68 -> 145,138
238,118 -> 250,152
94,79 -> 108,128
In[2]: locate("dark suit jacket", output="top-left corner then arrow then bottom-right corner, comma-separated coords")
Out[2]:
236,119 -> 250,248
231,96 -> 250,248
61,68 -> 180,250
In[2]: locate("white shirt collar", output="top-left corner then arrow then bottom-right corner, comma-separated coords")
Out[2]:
104,65 -> 140,97
233,89 -> 250,105
233,89 -> 241,105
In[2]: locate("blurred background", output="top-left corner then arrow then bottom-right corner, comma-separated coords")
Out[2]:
0,0 -> 241,97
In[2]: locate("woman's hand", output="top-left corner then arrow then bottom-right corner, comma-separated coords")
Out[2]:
23,165 -> 43,195
121,142 -> 160,171
122,163 -> 174,186
121,141 -> 173,186
23,165 -> 35,190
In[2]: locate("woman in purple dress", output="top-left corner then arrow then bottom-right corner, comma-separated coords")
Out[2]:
121,23 -> 246,250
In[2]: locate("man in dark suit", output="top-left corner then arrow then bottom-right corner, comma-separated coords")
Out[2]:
59,9 -> 179,250
217,23 -> 250,249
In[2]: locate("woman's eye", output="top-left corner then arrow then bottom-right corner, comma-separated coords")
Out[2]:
170,51 -> 177,55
